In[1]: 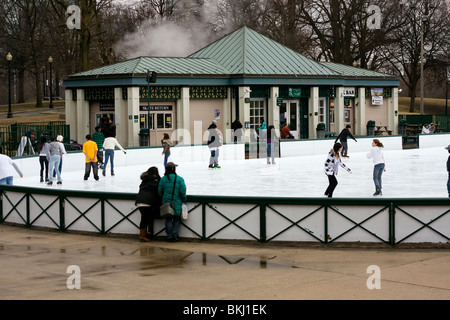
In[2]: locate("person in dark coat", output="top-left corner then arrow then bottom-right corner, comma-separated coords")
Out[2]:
446,145 -> 450,198
135,167 -> 161,242
335,125 -> 357,158
231,119 -> 243,143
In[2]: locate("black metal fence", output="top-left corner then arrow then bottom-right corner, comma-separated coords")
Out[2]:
0,122 -> 70,157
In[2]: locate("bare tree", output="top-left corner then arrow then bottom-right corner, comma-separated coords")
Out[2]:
378,0 -> 450,112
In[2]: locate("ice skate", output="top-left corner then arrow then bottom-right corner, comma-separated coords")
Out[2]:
373,189 -> 382,196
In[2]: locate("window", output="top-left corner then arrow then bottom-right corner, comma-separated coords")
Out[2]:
250,99 -> 266,131
319,98 -> 326,123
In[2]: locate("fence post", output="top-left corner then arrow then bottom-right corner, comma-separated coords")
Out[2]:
260,203 -> 267,243
389,202 -> 395,246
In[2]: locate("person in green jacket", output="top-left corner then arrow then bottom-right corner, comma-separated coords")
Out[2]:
158,162 -> 187,242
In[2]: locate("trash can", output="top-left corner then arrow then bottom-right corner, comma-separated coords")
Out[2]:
139,128 -> 150,146
367,120 -> 375,136
399,119 -> 408,136
316,123 -> 326,139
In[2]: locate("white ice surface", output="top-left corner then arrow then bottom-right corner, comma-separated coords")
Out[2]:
14,147 -> 449,199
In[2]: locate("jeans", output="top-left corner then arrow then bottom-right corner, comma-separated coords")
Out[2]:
165,216 -> 181,239
341,141 -> 349,157
447,179 -> 450,198
267,142 -> 275,162
0,176 -> 14,185
48,154 -> 61,182
373,163 -> 385,191
164,153 -> 170,167
104,149 -> 115,172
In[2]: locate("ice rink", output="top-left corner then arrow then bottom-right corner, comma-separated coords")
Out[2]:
15,146 -> 449,199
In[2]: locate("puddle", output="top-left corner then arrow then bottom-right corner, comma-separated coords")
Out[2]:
137,247 -> 284,270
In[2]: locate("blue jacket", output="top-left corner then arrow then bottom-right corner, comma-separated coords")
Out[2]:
158,174 -> 187,216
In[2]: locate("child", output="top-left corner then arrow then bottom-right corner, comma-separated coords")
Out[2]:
367,139 -> 386,196
324,143 -> 352,198
161,133 -> 173,168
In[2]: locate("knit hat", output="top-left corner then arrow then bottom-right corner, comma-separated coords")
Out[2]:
57,135 -> 64,142
445,145 -> 450,150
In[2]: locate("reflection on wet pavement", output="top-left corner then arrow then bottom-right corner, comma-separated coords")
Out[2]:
137,246 -> 282,271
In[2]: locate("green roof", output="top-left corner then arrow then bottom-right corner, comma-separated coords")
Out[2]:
321,62 -> 396,79
70,57 -> 230,77
65,26 -> 398,87
189,26 -> 337,76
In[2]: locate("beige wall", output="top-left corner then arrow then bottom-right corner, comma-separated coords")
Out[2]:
190,100 -> 224,144
365,98 -> 389,127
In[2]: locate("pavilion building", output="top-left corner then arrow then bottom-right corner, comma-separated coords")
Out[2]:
64,26 -> 400,147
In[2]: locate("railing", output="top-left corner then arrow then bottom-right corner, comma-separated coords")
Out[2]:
1,185 -> 448,246
0,122 -> 70,157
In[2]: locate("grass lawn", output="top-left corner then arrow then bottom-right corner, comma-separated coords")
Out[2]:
399,97 -> 449,115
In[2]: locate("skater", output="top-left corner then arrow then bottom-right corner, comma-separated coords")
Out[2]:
207,121 -> 222,169
52,135 -> 67,180
102,135 -> 127,176
92,126 -> 105,169
258,118 -> 267,140
231,119 -> 243,143
367,139 -> 386,196
136,166 -> 161,242
0,152 -> 23,185
446,145 -> 450,198
335,125 -> 357,158
161,133 -> 173,167
158,162 -> 187,242
38,136 -> 49,183
324,143 -> 352,198
47,137 -> 65,185
83,135 -> 99,181
266,125 -> 277,164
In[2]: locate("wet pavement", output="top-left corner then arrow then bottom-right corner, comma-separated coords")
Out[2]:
1,224 -> 450,300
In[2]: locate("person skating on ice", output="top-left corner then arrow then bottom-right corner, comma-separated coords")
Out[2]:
367,139 -> 386,196
335,125 -> 357,159
207,121 -> 223,169
324,143 -> 352,198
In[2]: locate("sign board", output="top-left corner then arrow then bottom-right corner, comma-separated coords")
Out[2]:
289,88 -> 302,98
372,96 -> 383,105
371,88 -> 384,96
140,105 -> 173,112
343,87 -> 356,97
100,101 -> 115,111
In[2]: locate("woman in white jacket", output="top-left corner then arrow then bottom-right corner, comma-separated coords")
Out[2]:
102,136 -> 127,176
367,139 -> 386,196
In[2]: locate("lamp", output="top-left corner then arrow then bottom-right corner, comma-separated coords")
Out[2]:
48,56 -> 54,109
6,52 -> 13,118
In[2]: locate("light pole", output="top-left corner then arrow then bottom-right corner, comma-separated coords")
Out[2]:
6,52 -> 13,118
48,56 -> 54,109
410,1 -> 436,115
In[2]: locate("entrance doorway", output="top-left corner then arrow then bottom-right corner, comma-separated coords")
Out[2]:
280,100 -> 309,139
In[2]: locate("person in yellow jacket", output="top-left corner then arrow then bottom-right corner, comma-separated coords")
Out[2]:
83,135 -> 99,181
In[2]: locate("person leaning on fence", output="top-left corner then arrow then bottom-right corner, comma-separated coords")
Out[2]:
158,162 -> 187,242
136,166 -> 161,242
446,145 -> 450,198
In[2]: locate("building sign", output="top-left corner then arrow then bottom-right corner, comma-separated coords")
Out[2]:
288,88 -> 302,98
100,101 -> 115,111
140,105 -> 173,112
372,96 -> 383,105
343,87 -> 356,97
